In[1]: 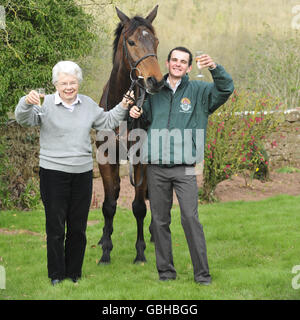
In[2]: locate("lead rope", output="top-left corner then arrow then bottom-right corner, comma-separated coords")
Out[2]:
124,82 -> 146,188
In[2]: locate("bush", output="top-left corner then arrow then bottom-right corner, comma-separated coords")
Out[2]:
0,122 -> 40,210
0,0 -> 96,209
0,137 -> 12,209
0,0 -> 96,122
202,89 -> 285,202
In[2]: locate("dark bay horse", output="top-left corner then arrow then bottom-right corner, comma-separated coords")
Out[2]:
96,6 -> 164,264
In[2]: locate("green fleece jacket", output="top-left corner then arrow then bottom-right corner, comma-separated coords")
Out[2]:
137,64 -> 234,165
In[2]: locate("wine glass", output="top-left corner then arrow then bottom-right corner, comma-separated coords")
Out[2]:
195,51 -> 204,78
36,88 -> 46,116
37,88 -> 45,105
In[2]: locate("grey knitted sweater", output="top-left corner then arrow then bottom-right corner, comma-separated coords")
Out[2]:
15,94 -> 127,173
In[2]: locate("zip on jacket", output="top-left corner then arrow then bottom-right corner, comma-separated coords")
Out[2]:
129,64 -> 234,166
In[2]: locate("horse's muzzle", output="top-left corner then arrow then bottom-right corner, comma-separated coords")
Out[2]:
146,77 -> 164,94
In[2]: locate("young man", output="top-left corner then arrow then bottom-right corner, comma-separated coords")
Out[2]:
131,47 -> 234,284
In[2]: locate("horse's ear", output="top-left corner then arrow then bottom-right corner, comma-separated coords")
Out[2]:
116,7 -> 130,24
145,5 -> 158,23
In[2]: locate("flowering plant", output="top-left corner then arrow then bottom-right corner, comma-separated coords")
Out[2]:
202,89 -> 285,202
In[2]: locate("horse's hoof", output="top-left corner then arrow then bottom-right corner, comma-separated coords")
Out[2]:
98,252 -> 111,265
98,258 -> 110,265
133,256 -> 147,264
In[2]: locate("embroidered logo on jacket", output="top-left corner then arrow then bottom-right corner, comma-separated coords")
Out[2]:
179,98 -> 192,113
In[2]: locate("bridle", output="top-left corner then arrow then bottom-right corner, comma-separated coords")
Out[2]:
122,32 -> 157,89
122,30 -> 157,187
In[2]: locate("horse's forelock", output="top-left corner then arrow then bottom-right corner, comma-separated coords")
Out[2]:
127,16 -> 155,36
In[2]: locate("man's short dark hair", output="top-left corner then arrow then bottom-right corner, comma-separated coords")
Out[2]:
167,47 -> 193,66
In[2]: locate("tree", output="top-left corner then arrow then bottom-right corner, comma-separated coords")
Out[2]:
0,0 -> 96,209
0,0 -> 96,122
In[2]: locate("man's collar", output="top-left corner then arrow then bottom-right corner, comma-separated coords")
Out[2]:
164,73 -> 189,82
164,74 -> 189,92
166,77 -> 181,93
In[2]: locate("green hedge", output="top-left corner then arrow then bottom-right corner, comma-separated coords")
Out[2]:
0,0 -> 96,122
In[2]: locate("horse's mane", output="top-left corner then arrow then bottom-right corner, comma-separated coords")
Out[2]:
112,16 -> 155,63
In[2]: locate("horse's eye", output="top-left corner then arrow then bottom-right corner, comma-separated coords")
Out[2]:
128,40 -> 135,46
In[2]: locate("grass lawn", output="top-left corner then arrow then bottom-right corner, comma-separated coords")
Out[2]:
0,194 -> 300,300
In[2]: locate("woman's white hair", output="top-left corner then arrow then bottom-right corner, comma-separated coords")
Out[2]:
52,61 -> 83,85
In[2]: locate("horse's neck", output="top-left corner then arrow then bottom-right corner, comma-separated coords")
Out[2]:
106,64 -> 131,110
99,82 -> 109,110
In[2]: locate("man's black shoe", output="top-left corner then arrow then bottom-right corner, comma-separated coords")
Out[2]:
195,280 -> 211,286
159,276 -> 176,281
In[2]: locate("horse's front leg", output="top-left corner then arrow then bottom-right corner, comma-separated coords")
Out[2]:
132,164 -> 148,263
98,163 -> 120,264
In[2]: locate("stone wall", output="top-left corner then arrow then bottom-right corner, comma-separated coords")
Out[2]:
264,109 -> 300,168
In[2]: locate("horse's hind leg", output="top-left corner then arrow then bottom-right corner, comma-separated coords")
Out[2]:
98,163 -> 120,264
132,164 -> 148,263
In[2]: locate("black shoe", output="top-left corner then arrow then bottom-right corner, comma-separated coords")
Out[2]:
67,276 -> 80,283
159,276 -> 176,281
51,279 -> 63,286
195,280 -> 212,286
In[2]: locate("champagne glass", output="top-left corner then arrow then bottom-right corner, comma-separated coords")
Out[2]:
195,51 -> 204,78
37,88 -> 45,106
36,88 -> 46,116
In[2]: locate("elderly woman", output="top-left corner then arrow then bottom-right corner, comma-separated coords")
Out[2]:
15,60 -> 139,286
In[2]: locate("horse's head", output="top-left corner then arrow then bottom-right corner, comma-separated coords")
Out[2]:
115,5 -> 164,94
